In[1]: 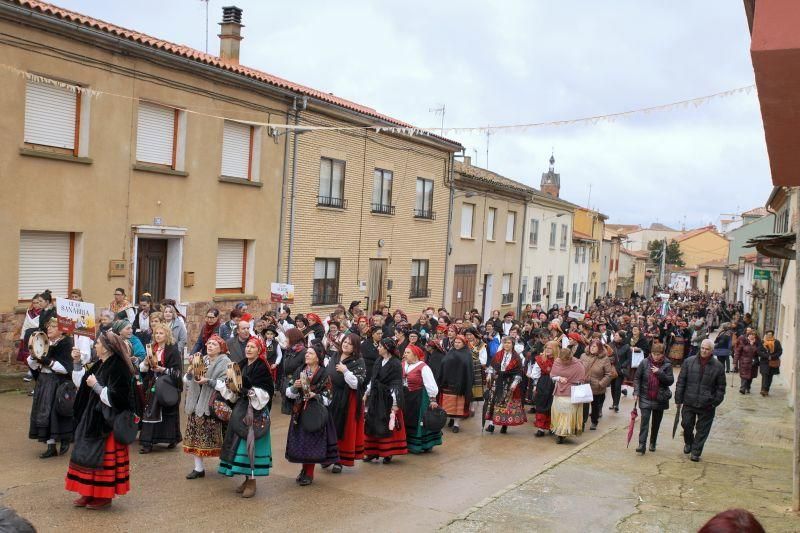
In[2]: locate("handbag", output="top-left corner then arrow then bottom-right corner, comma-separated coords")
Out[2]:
299,397 -> 328,433
570,383 -> 593,404
768,357 -> 780,369
422,405 -> 447,432
712,347 -> 730,358
630,348 -> 644,369
55,380 -> 77,417
208,390 -> 233,423
113,410 -> 140,444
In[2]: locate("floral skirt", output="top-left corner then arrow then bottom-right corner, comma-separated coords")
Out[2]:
534,412 -> 552,431
490,398 -> 527,427
183,414 -> 224,457
65,433 -> 130,499
551,395 -> 583,437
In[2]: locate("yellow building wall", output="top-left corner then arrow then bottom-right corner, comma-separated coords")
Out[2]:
700,268 -> 726,293
680,232 -> 730,269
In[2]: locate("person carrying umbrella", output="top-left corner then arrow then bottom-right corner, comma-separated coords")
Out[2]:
632,342 -> 674,455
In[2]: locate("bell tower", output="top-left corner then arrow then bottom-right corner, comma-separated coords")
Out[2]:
541,153 -> 560,198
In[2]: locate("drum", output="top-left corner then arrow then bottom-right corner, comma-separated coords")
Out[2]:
28,331 -> 49,362
189,353 -> 207,380
225,362 -> 242,393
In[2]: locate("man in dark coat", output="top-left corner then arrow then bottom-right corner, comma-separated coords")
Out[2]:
675,339 -> 726,462
226,320 -> 251,363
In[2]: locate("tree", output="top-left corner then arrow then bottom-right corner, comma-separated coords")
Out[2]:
648,239 -> 685,267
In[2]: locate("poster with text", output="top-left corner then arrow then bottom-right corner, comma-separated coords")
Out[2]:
56,298 -> 96,339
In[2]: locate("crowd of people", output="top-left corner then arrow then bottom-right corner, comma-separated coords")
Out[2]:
17,286 -> 782,509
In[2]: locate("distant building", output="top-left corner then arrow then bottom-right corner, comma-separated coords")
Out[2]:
606,223 -> 680,252
674,226 -> 730,269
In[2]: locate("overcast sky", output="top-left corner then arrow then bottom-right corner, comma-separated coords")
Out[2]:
55,0 -> 771,229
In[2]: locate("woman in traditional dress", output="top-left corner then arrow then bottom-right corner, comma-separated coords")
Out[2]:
484,336 -> 527,434
325,333 -> 367,472
438,335 -> 473,433
28,317 -> 74,458
138,324 -> 183,453
285,345 -> 339,486
182,334 -> 231,479
364,338 -> 407,463
550,348 -> 587,444
66,331 -> 135,509
190,308 -> 221,356
218,336 -> 274,498
464,327 -> 486,416
402,344 -> 442,453
531,340 -> 558,437
666,320 -> 689,366
280,328 -> 307,415
112,320 -> 145,363
322,321 -> 345,357
17,293 -> 43,371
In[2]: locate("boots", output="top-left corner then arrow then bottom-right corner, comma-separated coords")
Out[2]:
241,478 -> 256,498
235,478 -> 248,494
59,439 -> 70,456
40,444 -> 57,459
649,441 -> 657,452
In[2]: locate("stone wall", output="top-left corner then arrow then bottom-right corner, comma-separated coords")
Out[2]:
0,309 -> 24,373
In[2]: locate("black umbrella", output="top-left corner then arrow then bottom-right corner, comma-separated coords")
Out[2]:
482,376 -> 495,432
672,405 -> 682,439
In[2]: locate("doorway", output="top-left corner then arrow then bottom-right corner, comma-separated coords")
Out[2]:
368,259 -> 387,314
482,273 -> 494,321
452,264 -> 477,319
136,239 -> 167,301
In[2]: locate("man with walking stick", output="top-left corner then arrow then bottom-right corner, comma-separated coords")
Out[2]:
675,339 -> 726,462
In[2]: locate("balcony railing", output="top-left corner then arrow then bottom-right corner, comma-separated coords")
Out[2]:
371,203 -> 395,215
556,290 -> 564,299
311,293 -> 342,306
317,196 -> 347,209
501,292 -> 514,305
413,209 -> 436,220
409,287 -> 431,299
531,291 -> 541,302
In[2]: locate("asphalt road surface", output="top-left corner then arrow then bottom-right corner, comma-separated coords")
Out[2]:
0,387 -> 635,532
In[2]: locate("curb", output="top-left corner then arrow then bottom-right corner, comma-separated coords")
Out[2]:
445,425 -> 622,526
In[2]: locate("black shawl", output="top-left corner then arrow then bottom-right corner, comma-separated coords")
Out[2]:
441,346 -> 474,402
365,357 -> 403,438
326,353 -> 367,437
360,339 -> 380,381
34,336 -> 73,379
241,357 -> 274,411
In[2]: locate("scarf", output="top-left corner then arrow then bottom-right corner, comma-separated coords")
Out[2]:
28,307 -> 42,319
201,318 -> 221,345
109,299 -> 130,314
184,353 -> 231,417
647,357 -> 660,401
763,338 -> 775,353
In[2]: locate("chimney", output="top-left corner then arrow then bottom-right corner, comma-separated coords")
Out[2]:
219,6 -> 244,64
463,155 -> 472,166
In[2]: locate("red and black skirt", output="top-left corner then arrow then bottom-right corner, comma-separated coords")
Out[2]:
65,434 -> 130,499
364,409 -> 408,458
337,390 -> 365,466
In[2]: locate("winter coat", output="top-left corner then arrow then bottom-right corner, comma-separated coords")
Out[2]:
633,358 -> 674,411
675,355 -> 726,410
579,353 -> 612,395
736,341 -> 760,381
611,342 -> 631,375
759,340 -> 782,377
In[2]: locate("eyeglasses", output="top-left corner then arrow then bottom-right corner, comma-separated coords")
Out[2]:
114,293 -> 123,296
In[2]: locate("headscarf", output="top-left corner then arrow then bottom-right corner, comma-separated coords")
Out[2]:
246,335 -> 267,363
206,334 -> 228,354
567,332 -> 583,344
111,319 -> 131,335
407,344 -> 426,362
306,313 -> 322,325
380,337 -> 398,358
98,330 -> 135,376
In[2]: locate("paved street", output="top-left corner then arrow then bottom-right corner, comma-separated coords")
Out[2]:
0,381 -> 636,532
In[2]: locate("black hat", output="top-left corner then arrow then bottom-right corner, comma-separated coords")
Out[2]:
264,325 -> 278,336
349,300 -> 361,311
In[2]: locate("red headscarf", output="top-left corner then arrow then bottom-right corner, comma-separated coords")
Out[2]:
407,344 -> 426,362
246,336 -> 267,362
454,334 -> 468,348
306,313 -> 322,325
207,334 -> 228,354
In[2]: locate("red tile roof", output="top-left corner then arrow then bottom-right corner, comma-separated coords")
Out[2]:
572,230 -> 594,241
698,258 -> 728,268
12,0 -> 461,148
675,225 -> 720,242
742,206 -> 768,217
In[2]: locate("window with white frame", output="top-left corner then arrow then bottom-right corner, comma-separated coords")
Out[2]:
221,120 -> 260,180
410,259 -> 429,298
560,224 -> 568,249
550,222 -> 557,248
216,239 -> 247,293
575,245 -> 580,264
24,78 -> 83,155
506,211 -> 517,242
461,203 -> 475,238
372,168 -> 394,214
313,258 -> 340,305
487,208 -> 497,240
501,273 -> 513,304
18,231 -> 73,301
136,101 -> 185,169
532,276 -> 542,302
414,178 -> 434,219
529,218 -> 539,247
319,158 -> 345,208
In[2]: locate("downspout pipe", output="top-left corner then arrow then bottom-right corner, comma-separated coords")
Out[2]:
276,98 -> 294,283
286,96 -> 307,284
442,151 -> 458,309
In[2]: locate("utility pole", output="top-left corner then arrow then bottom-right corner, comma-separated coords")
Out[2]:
485,127 -> 491,169
429,104 -> 446,132
200,0 -> 209,53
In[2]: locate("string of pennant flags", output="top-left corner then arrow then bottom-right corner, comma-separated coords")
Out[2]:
5,63 -> 756,136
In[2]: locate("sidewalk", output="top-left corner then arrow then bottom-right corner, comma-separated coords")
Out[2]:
444,376 -> 796,532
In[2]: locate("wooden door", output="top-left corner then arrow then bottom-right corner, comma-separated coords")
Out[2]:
367,259 -> 387,314
137,238 -> 167,301
452,264 -> 477,319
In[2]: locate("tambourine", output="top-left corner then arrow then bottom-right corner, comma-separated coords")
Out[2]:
225,362 -> 242,393
29,331 -> 50,362
189,353 -> 207,380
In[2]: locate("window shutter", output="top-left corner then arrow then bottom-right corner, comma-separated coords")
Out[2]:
18,231 -> 71,300
136,102 -> 175,165
461,204 -> 474,237
216,239 -> 245,290
24,80 -> 77,149
221,121 -> 252,179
